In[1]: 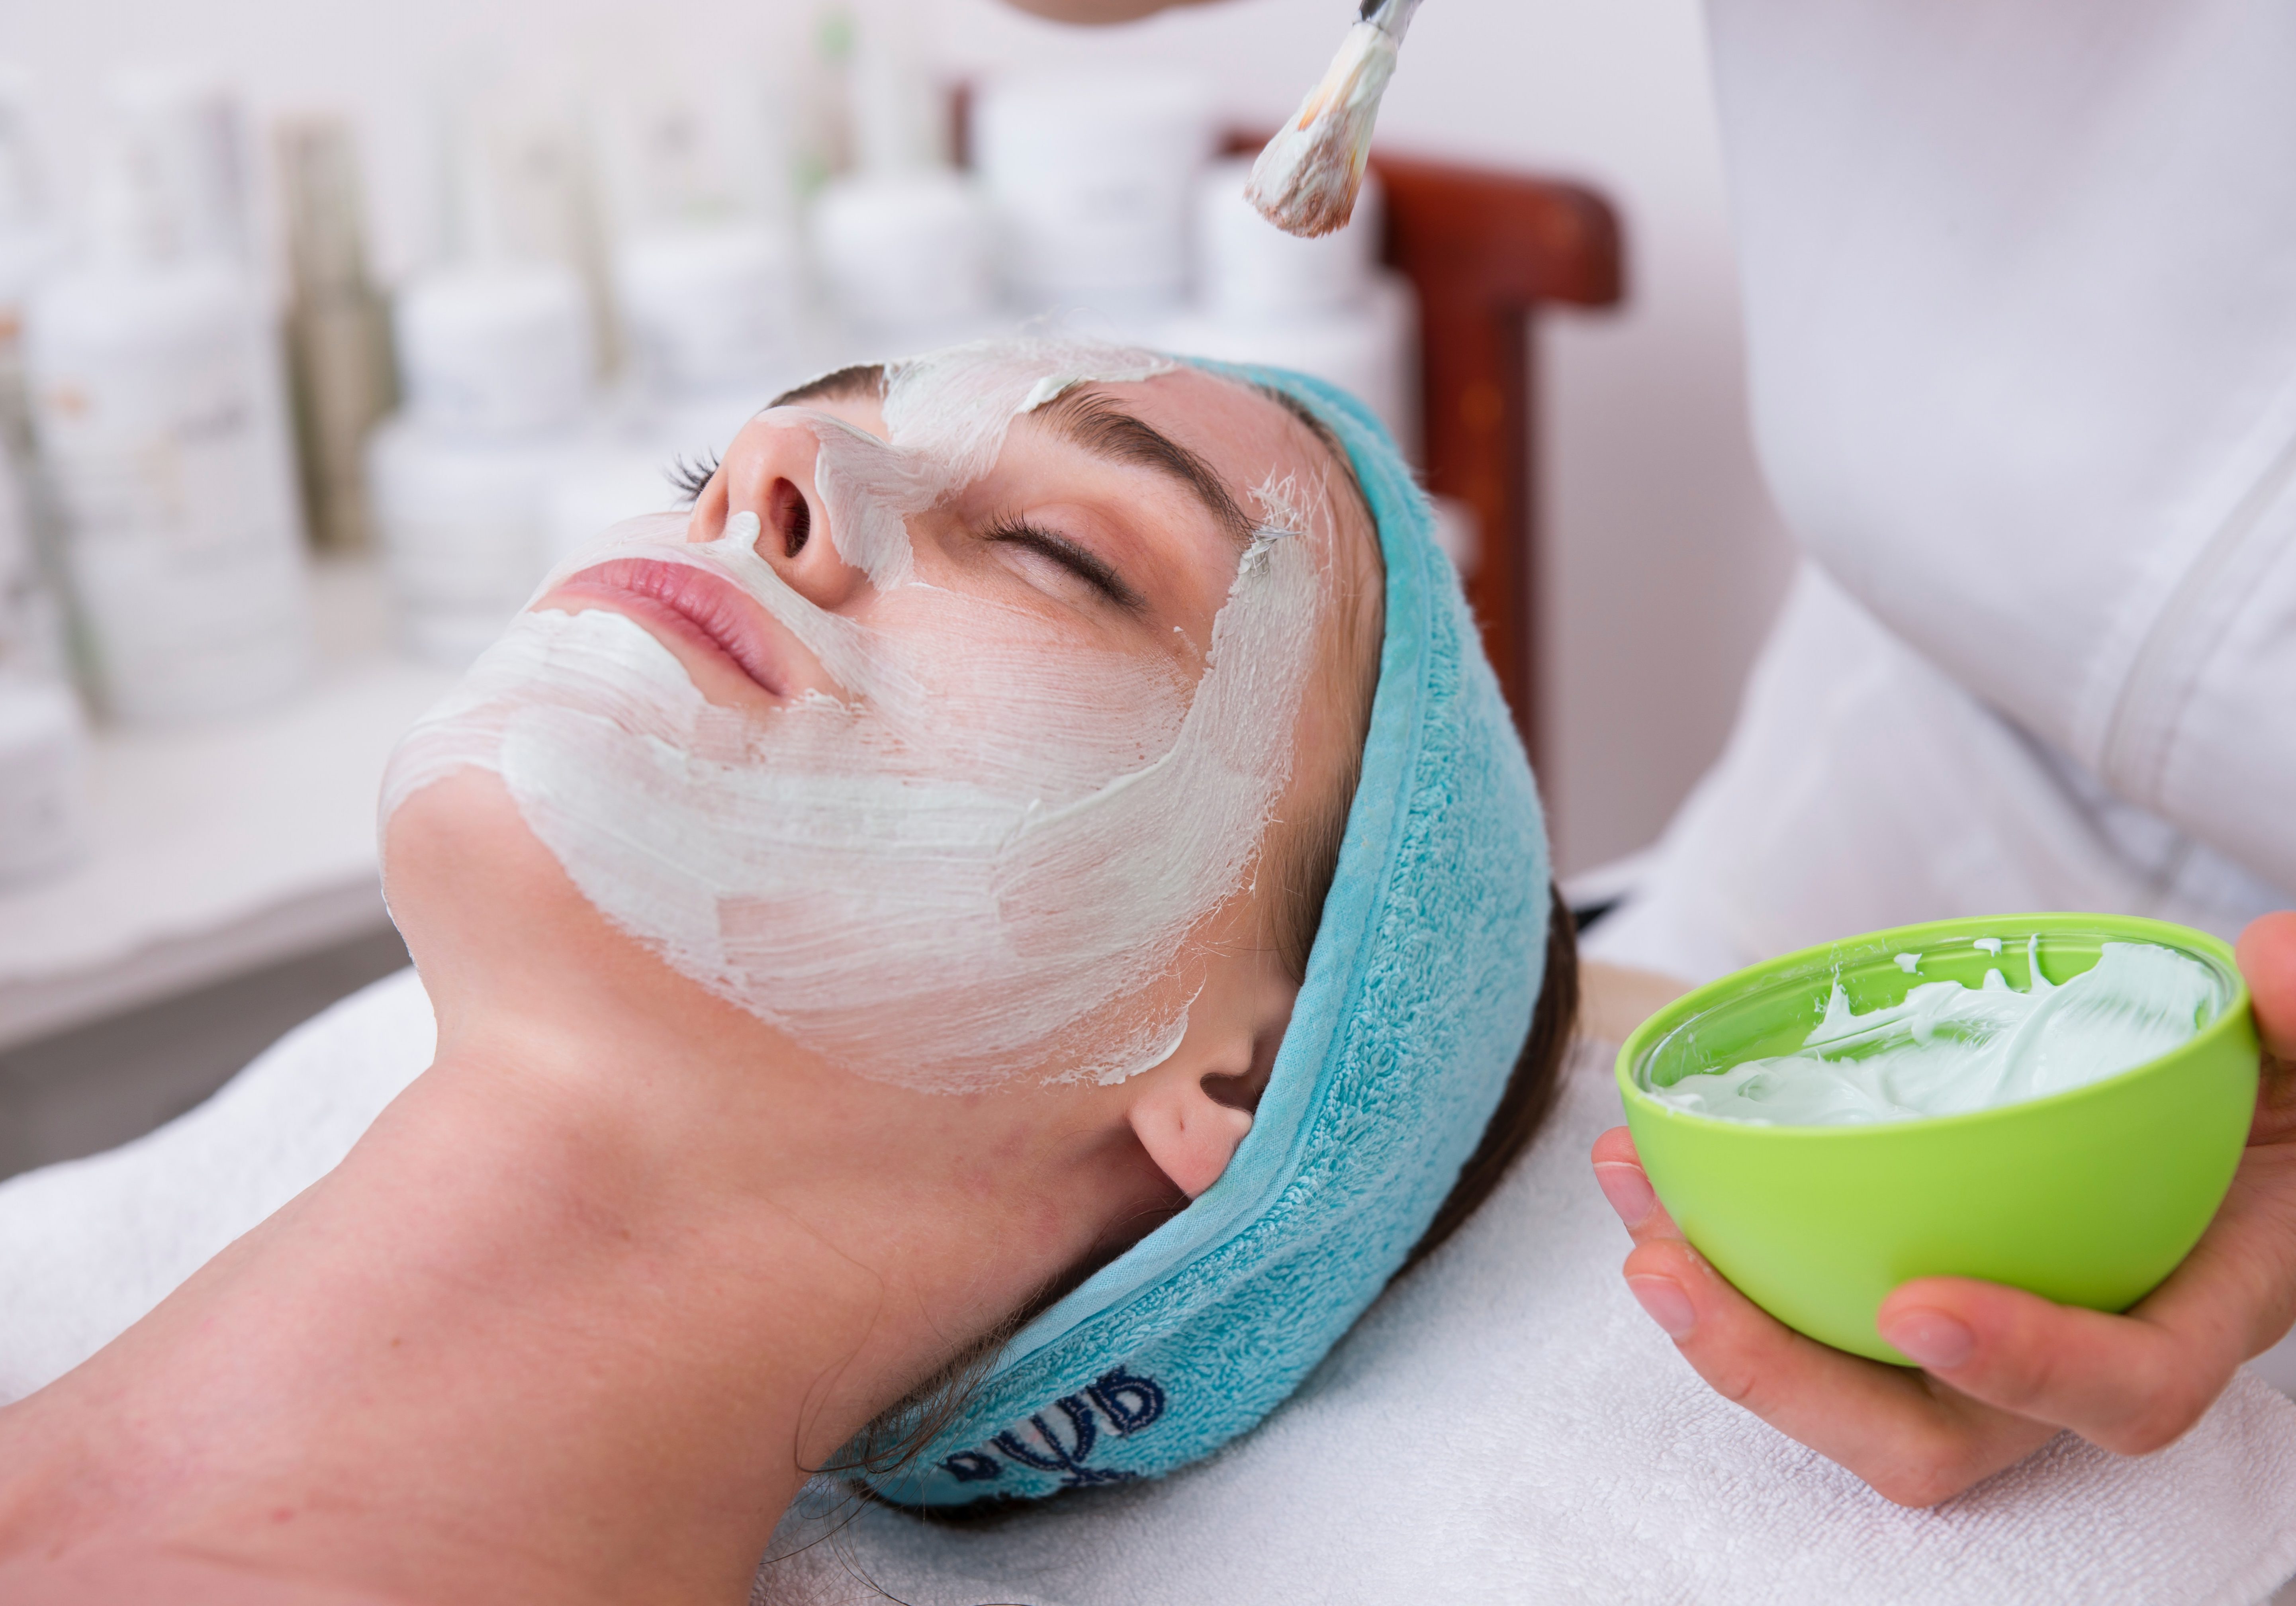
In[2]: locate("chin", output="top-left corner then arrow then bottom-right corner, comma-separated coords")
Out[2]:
382,772 -> 623,1022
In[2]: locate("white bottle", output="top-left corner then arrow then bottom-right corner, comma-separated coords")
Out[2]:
0,669 -> 85,886
276,116 -> 396,554
1160,158 -> 1421,458
103,66 -> 250,261
0,69 -> 67,681
367,260 -> 594,667
599,76 -> 807,407
0,69 -> 61,468
25,78 -> 311,726
617,222 -> 803,403
973,69 -> 1214,331
814,172 -> 996,351
811,27 -> 998,353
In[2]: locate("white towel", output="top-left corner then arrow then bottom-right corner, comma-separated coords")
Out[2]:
3,978 -> 2293,1604
0,969 -> 435,1403
758,1044 -> 2296,1606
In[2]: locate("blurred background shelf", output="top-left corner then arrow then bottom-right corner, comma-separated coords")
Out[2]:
0,559 -> 446,1052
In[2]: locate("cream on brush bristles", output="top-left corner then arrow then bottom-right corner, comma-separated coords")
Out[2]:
1245,0 -> 1424,238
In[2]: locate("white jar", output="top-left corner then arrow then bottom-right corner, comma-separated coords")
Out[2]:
614,222 -> 802,400
372,258 -> 596,665
812,170 -> 997,346
27,119 -> 311,726
0,675 -> 85,886
0,68 -> 61,466
972,71 -> 1214,319
392,262 -> 593,438
366,419 -> 574,667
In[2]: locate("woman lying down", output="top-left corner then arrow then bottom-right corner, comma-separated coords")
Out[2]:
1,338 -> 2290,1604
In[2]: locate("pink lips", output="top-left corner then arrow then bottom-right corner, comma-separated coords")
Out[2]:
550,558 -> 791,697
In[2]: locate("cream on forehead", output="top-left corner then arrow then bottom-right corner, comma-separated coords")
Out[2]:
382,339 -> 1323,1093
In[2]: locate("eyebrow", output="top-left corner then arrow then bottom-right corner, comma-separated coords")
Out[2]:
1034,388 -> 1257,549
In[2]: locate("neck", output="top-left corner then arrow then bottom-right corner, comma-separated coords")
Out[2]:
0,993 -> 1137,1604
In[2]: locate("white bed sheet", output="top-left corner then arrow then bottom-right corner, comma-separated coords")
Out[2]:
2,972 -> 2292,1604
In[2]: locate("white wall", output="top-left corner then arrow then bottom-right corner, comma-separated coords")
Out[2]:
6,0 -> 1795,874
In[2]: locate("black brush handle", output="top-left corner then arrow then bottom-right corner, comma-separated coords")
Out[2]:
1358,0 -> 1425,40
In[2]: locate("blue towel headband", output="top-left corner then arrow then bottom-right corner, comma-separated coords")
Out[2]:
856,364 -> 1551,1506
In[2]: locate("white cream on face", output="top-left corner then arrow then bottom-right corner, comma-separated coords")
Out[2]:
382,339 -> 1329,1094
1651,940 -> 2224,1126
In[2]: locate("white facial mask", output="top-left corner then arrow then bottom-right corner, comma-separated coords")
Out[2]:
382,339 -> 1329,1093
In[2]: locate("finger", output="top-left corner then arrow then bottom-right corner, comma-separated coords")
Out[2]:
2238,912 -> 2296,1063
1875,1277 -> 2222,1455
1879,1130 -> 2296,1452
1591,1127 -> 1655,1231
1623,1235 -> 2057,1506
1590,1128 -> 1684,1240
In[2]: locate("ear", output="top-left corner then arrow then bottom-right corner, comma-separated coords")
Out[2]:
1125,990 -> 1292,1198
1127,1075 -> 1256,1199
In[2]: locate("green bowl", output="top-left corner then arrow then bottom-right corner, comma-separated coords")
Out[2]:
1615,913 -> 2258,1364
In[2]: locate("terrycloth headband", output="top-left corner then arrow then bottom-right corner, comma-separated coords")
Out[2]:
857,364 -> 1551,1506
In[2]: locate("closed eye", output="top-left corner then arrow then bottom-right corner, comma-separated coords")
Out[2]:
984,518 -> 1146,613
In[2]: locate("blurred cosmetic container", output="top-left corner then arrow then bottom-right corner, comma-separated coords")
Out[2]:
0,423 -> 65,686
367,259 -> 592,667
25,72 -> 311,727
104,67 -> 252,261
811,26 -> 994,349
0,669 -> 85,887
617,223 -> 800,403
0,70 -> 61,481
0,70 -> 68,683
550,78 -> 805,569
602,83 -> 806,420
973,69 -> 1214,328
277,118 -> 396,554
1160,158 -> 1418,456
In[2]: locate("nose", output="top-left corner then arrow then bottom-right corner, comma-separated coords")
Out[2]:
688,412 -> 870,611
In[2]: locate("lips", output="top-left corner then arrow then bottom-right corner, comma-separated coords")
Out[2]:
550,558 -> 790,697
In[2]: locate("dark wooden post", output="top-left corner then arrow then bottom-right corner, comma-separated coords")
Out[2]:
1364,153 -> 1622,762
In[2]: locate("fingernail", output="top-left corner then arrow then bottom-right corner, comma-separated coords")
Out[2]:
1881,1309 -> 1975,1369
1627,1274 -> 1697,1339
1593,1162 -> 1657,1229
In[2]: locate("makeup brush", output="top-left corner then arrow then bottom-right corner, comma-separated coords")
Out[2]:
1244,0 -> 1424,238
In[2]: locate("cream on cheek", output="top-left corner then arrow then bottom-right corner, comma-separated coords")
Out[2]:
381,340 -> 1328,1095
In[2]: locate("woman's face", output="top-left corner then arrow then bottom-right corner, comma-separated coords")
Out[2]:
382,341 -> 1370,1101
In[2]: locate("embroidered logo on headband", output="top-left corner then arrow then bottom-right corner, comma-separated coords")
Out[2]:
940,1367 -> 1167,1488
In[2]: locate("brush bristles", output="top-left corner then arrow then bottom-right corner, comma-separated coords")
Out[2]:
1245,21 -> 1398,239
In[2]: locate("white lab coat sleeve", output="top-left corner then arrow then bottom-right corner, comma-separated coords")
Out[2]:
1586,566 -> 2286,985
1705,0 -> 2296,894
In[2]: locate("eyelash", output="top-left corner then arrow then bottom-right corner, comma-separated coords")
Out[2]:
983,517 -> 1143,612
665,452 -> 719,503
